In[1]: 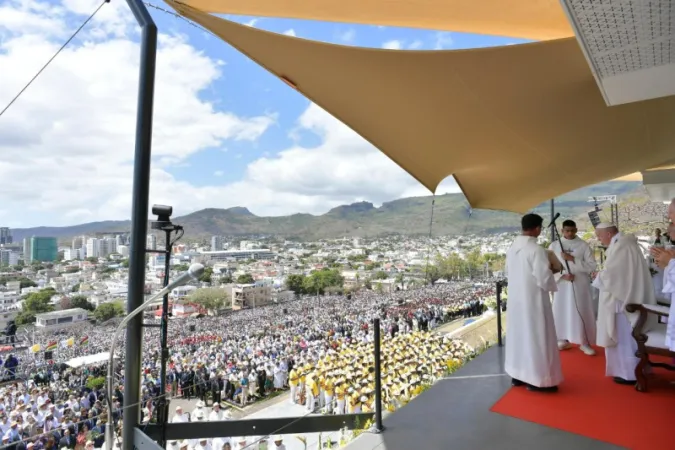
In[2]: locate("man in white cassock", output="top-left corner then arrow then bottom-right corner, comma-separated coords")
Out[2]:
651,199 -> 675,351
593,222 -> 656,384
550,219 -> 597,355
505,213 -> 563,393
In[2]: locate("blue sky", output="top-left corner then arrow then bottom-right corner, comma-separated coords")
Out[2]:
0,0 -> 533,226
150,7 -> 529,187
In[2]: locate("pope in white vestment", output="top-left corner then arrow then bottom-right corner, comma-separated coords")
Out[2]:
550,220 -> 597,355
653,202 -> 675,350
593,223 -> 656,384
505,214 -> 563,392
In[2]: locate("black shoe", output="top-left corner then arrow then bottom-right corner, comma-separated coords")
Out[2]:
526,385 -> 558,393
511,378 -> 525,387
613,377 -> 636,385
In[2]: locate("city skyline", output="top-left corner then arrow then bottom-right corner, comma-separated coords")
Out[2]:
0,0 -> 527,228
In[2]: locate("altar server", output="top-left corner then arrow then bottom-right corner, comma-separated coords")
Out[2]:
593,223 -> 656,384
550,219 -> 598,355
505,213 -> 562,393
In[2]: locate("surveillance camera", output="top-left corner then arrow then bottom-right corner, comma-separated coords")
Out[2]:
152,205 -> 173,218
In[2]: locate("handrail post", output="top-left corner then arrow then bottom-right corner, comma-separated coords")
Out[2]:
372,318 -> 384,433
496,281 -> 503,347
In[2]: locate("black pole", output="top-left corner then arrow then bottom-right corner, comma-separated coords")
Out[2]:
496,282 -> 503,347
373,318 -> 384,433
122,0 -> 157,447
157,229 -> 173,447
550,198 -> 555,243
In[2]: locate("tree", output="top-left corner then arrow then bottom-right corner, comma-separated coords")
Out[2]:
190,288 -> 229,311
86,257 -> 98,263
372,271 -> 388,280
70,295 -> 95,311
236,273 -> 254,284
16,288 -> 56,325
121,259 -> 129,268
173,264 -> 190,272
303,269 -> 344,295
94,302 -> 125,322
199,267 -> 213,283
0,277 -> 36,289
220,273 -> 233,284
285,274 -> 306,295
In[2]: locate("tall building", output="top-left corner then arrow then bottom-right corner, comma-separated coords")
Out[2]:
211,236 -> 224,251
71,236 -> 83,251
86,238 -> 99,258
23,238 -> 32,263
0,228 -> 11,245
147,234 -> 157,251
30,237 -> 58,262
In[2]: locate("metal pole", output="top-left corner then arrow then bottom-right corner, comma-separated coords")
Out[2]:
372,318 -> 384,433
496,282 -> 503,347
157,229 -> 172,447
550,198 -> 555,243
122,0 -> 157,447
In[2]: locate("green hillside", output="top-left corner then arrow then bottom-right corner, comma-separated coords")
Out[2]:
11,180 -> 660,240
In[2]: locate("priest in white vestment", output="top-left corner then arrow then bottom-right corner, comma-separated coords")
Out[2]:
550,219 -> 597,355
651,200 -> 675,350
593,223 -> 656,384
505,213 -> 563,393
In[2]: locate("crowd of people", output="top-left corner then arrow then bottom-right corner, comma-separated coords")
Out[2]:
0,280 -> 495,449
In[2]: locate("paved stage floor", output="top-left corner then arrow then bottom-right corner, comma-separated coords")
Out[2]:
344,345 -> 625,450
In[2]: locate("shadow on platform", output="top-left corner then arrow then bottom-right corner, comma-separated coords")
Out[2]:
345,345 -> 624,450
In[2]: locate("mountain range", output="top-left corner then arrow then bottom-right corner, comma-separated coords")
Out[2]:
9,181 -> 664,241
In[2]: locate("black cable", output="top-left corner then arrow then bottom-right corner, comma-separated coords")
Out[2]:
0,0 -> 109,119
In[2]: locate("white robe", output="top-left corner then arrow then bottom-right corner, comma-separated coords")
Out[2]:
663,259 -> 675,350
550,237 -> 597,345
593,233 -> 656,379
505,235 -> 563,388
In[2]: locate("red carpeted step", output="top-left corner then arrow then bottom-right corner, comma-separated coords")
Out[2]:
490,347 -> 675,450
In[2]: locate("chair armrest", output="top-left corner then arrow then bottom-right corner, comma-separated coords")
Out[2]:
626,303 -> 670,318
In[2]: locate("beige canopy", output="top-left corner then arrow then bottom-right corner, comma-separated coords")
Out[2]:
167,1 -> 675,213
176,0 -> 574,40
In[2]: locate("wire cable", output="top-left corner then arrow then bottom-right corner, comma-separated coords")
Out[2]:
423,195 -> 436,285
0,0 -> 109,119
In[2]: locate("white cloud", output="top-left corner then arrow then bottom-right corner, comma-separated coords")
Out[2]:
0,1 -> 459,228
283,29 -> 296,37
338,29 -> 356,43
214,170 -> 224,176
382,40 -> 402,50
408,40 -> 423,50
0,0 -> 273,227
245,18 -> 259,27
434,32 -> 454,50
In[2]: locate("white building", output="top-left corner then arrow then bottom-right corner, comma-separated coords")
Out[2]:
86,238 -> 99,258
35,308 -> 89,330
211,236 -> 224,251
202,249 -> 276,262
147,234 -> 157,251
231,284 -> 273,309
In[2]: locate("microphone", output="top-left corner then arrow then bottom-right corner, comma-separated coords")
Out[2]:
546,212 -> 561,228
161,263 -> 205,295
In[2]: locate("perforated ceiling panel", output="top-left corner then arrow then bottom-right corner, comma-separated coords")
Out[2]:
562,0 -> 675,105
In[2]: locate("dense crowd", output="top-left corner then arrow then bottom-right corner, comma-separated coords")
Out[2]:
0,280 -> 495,449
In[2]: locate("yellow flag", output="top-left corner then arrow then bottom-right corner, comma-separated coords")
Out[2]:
30,344 -> 41,353
66,338 -> 74,347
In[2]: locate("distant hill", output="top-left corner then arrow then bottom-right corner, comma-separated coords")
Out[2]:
10,181 -> 656,241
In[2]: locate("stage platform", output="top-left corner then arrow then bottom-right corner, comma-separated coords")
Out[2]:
345,345 -> 625,450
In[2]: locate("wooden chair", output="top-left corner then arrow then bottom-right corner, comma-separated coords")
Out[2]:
626,303 -> 675,392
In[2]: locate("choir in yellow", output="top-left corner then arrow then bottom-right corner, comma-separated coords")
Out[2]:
287,332 -> 474,414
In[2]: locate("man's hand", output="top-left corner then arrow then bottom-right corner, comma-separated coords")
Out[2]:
653,248 -> 675,269
561,274 -> 575,282
561,252 -> 575,263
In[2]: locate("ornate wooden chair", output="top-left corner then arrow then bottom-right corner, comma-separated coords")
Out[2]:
626,303 -> 675,392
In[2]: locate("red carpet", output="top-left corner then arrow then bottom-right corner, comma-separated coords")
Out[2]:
490,348 -> 675,449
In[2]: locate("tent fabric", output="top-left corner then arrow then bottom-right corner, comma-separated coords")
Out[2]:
176,0 -> 574,40
167,1 -> 675,213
